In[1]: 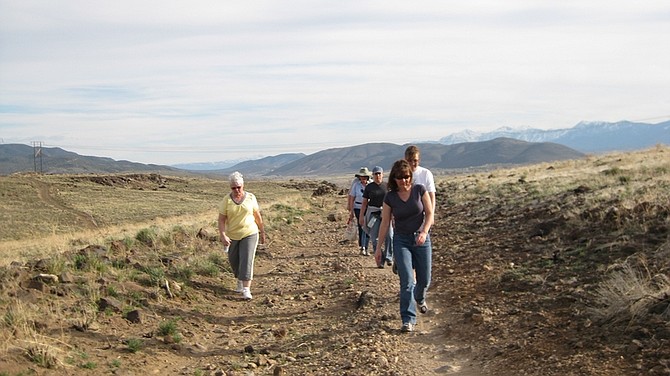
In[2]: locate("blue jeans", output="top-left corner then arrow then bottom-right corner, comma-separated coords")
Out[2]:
354,208 -> 369,249
393,232 -> 432,325
369,215 -> 393,262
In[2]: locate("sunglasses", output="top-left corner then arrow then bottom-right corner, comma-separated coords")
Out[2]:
231,186 -> 242,190
395,175 -> 411,180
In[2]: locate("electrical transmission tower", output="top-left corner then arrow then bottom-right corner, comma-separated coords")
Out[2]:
31,141 -> 43,173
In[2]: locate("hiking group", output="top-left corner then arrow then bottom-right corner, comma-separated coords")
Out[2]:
216,145 -> 436,333
348,145 -> 436,332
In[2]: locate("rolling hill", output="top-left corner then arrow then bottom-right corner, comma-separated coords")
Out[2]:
1,138 -> 584,177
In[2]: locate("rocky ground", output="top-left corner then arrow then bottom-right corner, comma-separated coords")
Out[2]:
1,151 -> 669,375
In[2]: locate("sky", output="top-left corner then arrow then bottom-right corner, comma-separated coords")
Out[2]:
1,1 -> 669,165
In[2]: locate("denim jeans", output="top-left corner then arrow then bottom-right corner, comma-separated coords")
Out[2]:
369,215 -> 393,262
393,232 -> 432,325
353,208 -> 369,249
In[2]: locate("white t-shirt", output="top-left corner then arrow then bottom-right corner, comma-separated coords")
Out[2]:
349,179 -> 367,209
413,166 -> 435,193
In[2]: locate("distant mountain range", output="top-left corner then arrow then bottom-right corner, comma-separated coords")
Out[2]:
439,120 -> 670,152
0,138 -> 582,177
1,120 -> 666,177
263,138 -> 583,177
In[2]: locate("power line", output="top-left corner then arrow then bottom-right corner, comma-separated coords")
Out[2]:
31,141 -> 44,173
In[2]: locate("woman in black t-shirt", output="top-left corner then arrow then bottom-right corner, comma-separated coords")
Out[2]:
375,160 -> 434,333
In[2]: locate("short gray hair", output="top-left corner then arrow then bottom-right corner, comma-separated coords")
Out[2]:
229,171 -> 244,187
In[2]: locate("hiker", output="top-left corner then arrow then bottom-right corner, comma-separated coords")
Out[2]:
375,159 -> 433,332
404,145 -> 436,219
348,167 -> 371,255
218,171 -> 265,300
359,165 -> 393,268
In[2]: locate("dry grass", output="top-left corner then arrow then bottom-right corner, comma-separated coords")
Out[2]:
1,300 -> 70,370
589,254 -> 670,325
0,175 -> 313,266
436,145 -> 670,326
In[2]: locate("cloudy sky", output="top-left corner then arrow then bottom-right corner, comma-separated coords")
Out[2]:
1,1 -> 669,165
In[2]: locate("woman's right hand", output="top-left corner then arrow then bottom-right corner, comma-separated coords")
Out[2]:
374,248 -> 382,265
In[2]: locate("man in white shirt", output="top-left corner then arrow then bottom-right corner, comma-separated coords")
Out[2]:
404,145 -> 436,216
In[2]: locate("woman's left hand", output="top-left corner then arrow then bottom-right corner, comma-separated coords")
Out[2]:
415,231 -> 427,246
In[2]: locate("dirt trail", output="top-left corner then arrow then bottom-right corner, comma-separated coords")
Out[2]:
234,199 -> 486,375
0,191 -> 485,376
29,177 -> 99,229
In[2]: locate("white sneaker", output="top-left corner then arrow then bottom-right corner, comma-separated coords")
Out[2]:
401,322 -> 415,332
235,280 -> 243,293
241,288 -> 253,300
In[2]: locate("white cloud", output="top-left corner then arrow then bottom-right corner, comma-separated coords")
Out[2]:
1,1 -> 669,164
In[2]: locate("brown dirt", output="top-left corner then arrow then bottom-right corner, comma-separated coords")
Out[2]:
1,155 -> 669,375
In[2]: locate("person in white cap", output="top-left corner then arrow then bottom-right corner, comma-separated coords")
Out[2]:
360,165 -> 393,267
348,167 -> 371,255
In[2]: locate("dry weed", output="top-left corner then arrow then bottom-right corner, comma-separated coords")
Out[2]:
590,256 -> 670,325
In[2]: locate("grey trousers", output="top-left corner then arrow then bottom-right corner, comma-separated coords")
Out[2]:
228,233 -> 259,281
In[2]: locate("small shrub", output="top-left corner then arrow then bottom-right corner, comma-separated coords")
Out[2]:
159,233 -> 173,247
158,319 -> 182,343
141,265 -> 165,286
106,285 -> 119,298
195,260 -> 220,277
72,253 -> 107,273
27,343 -> 60,369
590,261 -> 670,324
172,265 -> 194,282
267,203 -> 307,227
208,252 -> 227,267
135,227 -> 158,247
122,235 -> 135,249
602,167 -> 623,176
111,259 -> 127,270
4,300 -> 34,334
158,319 -> 179,337
45,256 -> 67,275
80,361 -> 97,369
128,291 -> 145,304
126,338 -> 143,353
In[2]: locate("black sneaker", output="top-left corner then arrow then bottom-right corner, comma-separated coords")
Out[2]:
386,259 -> 392,267
392,262 -> 397,275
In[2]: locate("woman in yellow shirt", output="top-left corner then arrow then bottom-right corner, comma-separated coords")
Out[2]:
218,171 -> 265,300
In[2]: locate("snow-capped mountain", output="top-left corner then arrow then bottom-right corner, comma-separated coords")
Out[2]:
439,120 -> 670,153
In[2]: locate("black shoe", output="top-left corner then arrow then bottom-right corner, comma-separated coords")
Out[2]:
386,259 -> 392,266
392,262 -> 397,275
